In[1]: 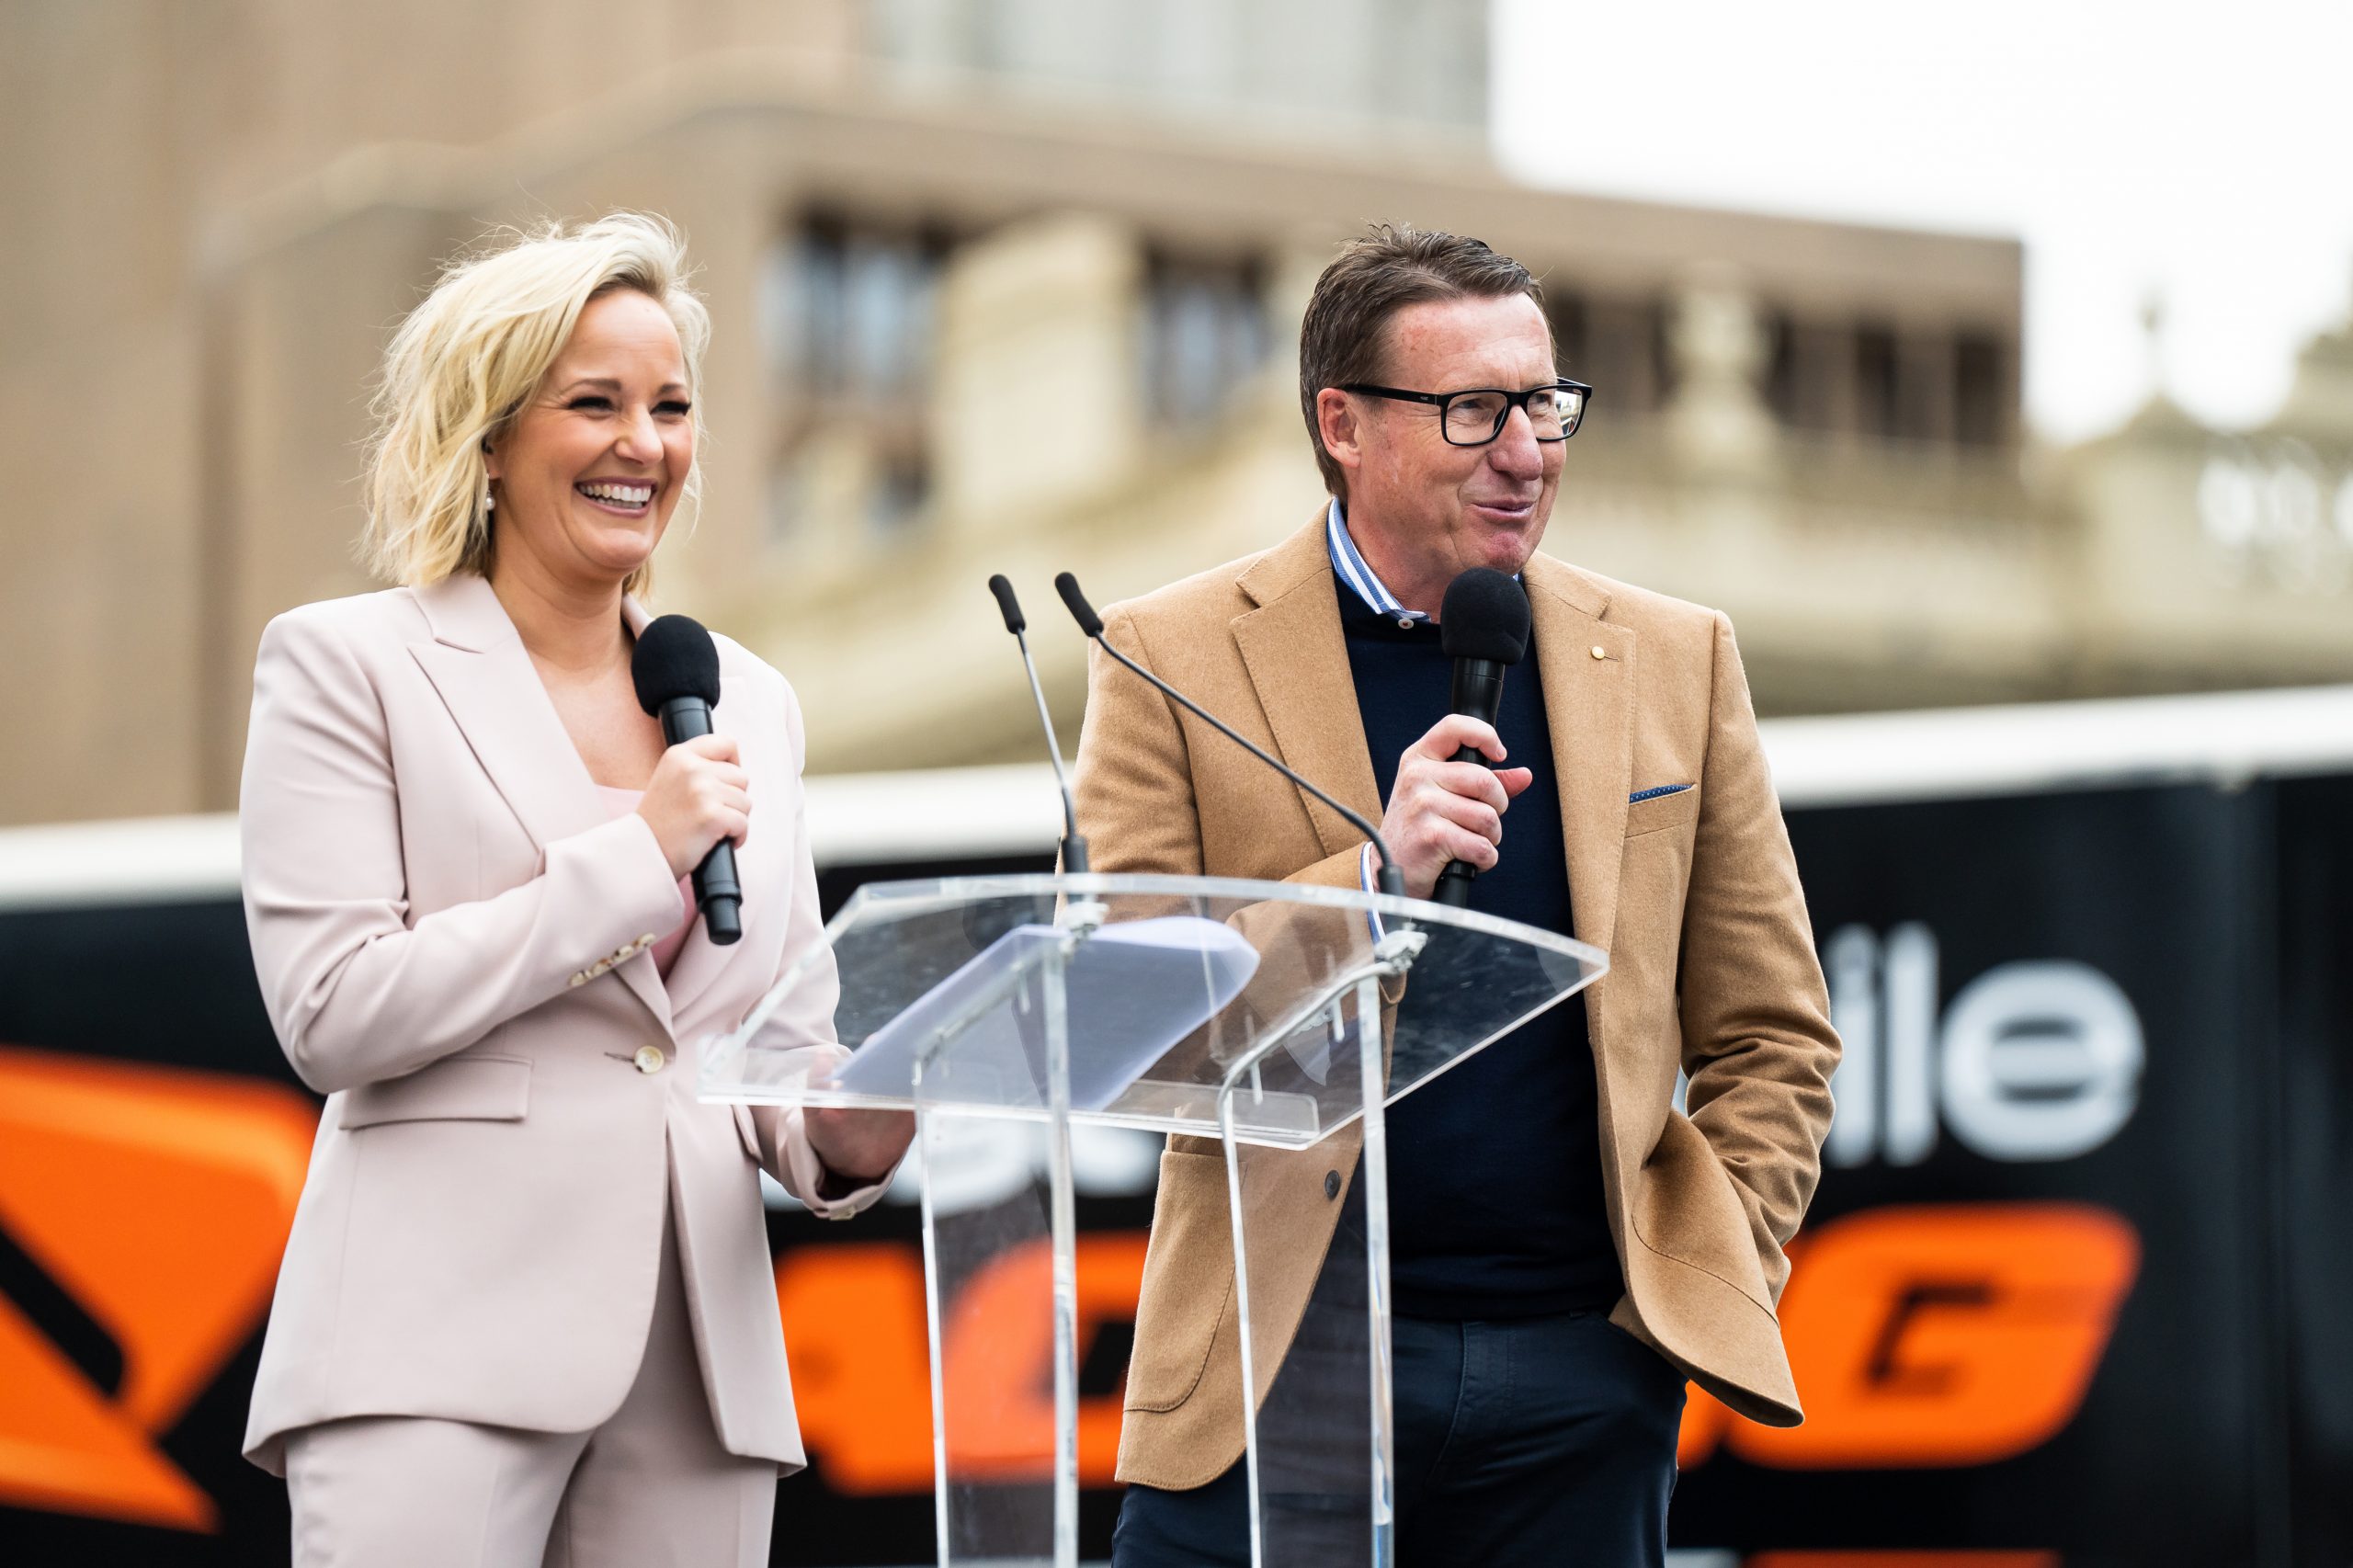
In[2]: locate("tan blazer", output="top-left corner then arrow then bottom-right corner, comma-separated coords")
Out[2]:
237,573 -> 886,1476
1073,517 -> 1840,1489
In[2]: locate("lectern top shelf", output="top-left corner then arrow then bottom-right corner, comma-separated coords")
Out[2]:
699,872 -> 1606,1151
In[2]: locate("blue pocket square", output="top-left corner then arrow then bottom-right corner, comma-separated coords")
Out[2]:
1629,783 -> 1694,803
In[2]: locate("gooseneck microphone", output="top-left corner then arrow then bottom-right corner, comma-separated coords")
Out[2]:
1432,568 -> 1533,908
1054,572 -> 1408,901
631,615 -> 743,946
987,574 -> 1088,873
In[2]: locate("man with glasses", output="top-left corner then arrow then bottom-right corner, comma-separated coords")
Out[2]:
1076,225 -> 1838,1566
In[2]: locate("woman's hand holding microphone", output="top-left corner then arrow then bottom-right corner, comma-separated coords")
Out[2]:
634,733 -> 750,880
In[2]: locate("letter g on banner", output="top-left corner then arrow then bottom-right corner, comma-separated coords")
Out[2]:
1701,1202 -> 2142,1470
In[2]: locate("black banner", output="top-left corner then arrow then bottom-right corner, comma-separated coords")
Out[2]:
1,779 -> 2346,1565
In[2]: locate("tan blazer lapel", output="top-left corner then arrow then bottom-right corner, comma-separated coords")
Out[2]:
409,574 -> 673,1034
1230,519 -> 1381,857
1524,556 -> 1634,962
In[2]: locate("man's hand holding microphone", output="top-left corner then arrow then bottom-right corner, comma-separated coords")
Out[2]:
1372,566 -> 1537,903
1374,715 -> 1532,901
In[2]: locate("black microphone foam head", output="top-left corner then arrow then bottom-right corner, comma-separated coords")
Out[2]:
1055,573 -> 1105,638
631,614 -> 722,714
987,574 -> 1026,634
1438,568 -> 1532,665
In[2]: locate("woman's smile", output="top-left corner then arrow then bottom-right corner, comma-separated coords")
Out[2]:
574,477 -> 658,517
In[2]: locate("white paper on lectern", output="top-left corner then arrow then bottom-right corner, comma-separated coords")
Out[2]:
829,915 -> 1260,1111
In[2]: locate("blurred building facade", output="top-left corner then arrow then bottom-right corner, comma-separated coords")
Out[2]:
4,0 -> 2349,827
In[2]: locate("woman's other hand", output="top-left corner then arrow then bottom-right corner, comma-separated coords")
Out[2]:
635,733 -> 749,879
804,1107 -> 916,1189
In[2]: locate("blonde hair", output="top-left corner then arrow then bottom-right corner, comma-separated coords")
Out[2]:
362,211 -> 711,594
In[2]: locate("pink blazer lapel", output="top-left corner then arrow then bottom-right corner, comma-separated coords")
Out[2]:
407,574 -> 674,1035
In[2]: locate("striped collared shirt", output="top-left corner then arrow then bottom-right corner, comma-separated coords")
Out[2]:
1325,498 -> 1428,629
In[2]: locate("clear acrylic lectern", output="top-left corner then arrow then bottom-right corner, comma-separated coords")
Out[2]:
700,873 -> 1605,1568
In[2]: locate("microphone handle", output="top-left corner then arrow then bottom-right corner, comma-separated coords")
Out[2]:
658,696 -> 745,946
1431,657 -> 1510,908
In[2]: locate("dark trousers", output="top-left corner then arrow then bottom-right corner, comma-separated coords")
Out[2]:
1110,1311 -> 1685,1568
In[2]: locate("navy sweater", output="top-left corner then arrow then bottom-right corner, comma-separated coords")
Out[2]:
1339,582 -> 1621,1319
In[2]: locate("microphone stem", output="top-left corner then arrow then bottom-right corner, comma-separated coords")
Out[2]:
1088,632 -> 1405,902
1015,627 -> 1087,871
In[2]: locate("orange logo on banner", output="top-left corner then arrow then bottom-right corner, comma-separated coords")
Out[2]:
0,1046 -> 317,1531
940,1233 -> 1148,1481
779,1202 -> 2138,1491
1677,1202 -> 2140,1471
0,1048 -> 2137,1531
775,1243 -> 936,1493
777,1233 -> 1148,1494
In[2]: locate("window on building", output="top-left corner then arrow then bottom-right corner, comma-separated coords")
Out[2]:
1138,248 -> 1270,426
1853,324 -> 1902,442
1758,309 -> 2018,449
1544,290 -> 1587,383
1955,334 -> 2010,447
761,210 -> 957,538
1765,312 -> 1813,432
1544,286 -> 1670,426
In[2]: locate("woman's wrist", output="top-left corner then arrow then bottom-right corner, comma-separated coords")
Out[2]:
805,1106 -> 915,1195
813,1159 -> 887,1200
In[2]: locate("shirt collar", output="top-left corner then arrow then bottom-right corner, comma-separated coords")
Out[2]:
1325,499 -> 1429,630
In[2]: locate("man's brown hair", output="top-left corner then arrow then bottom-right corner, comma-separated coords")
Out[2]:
1298,223 -> 1545,499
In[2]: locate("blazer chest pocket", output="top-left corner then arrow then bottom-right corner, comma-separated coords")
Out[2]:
1624,783 -> 1700,839
338,1054 -> 532,1130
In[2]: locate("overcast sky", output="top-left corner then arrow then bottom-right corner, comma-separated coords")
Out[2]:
1491,0 -> 2353,444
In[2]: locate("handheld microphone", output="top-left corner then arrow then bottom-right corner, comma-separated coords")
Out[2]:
987,574 -> 1088,873
1053,572 -> 1408,902
1432,568 -> 1532,908
631,615 -> 743,946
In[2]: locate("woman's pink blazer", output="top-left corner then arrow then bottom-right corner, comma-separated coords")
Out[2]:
236,572 -> 886,1475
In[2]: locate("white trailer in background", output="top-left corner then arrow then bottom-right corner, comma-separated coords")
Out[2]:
11,683 -> 2349,912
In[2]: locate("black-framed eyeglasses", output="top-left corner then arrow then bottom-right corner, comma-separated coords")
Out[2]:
1342,379 -> 1593,445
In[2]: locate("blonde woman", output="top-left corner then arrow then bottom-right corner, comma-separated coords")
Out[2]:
237,213 -> 912,1567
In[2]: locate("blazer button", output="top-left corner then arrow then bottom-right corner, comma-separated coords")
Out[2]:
634,1045 -> 667,1074
1324,1170 -> 1341,1200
